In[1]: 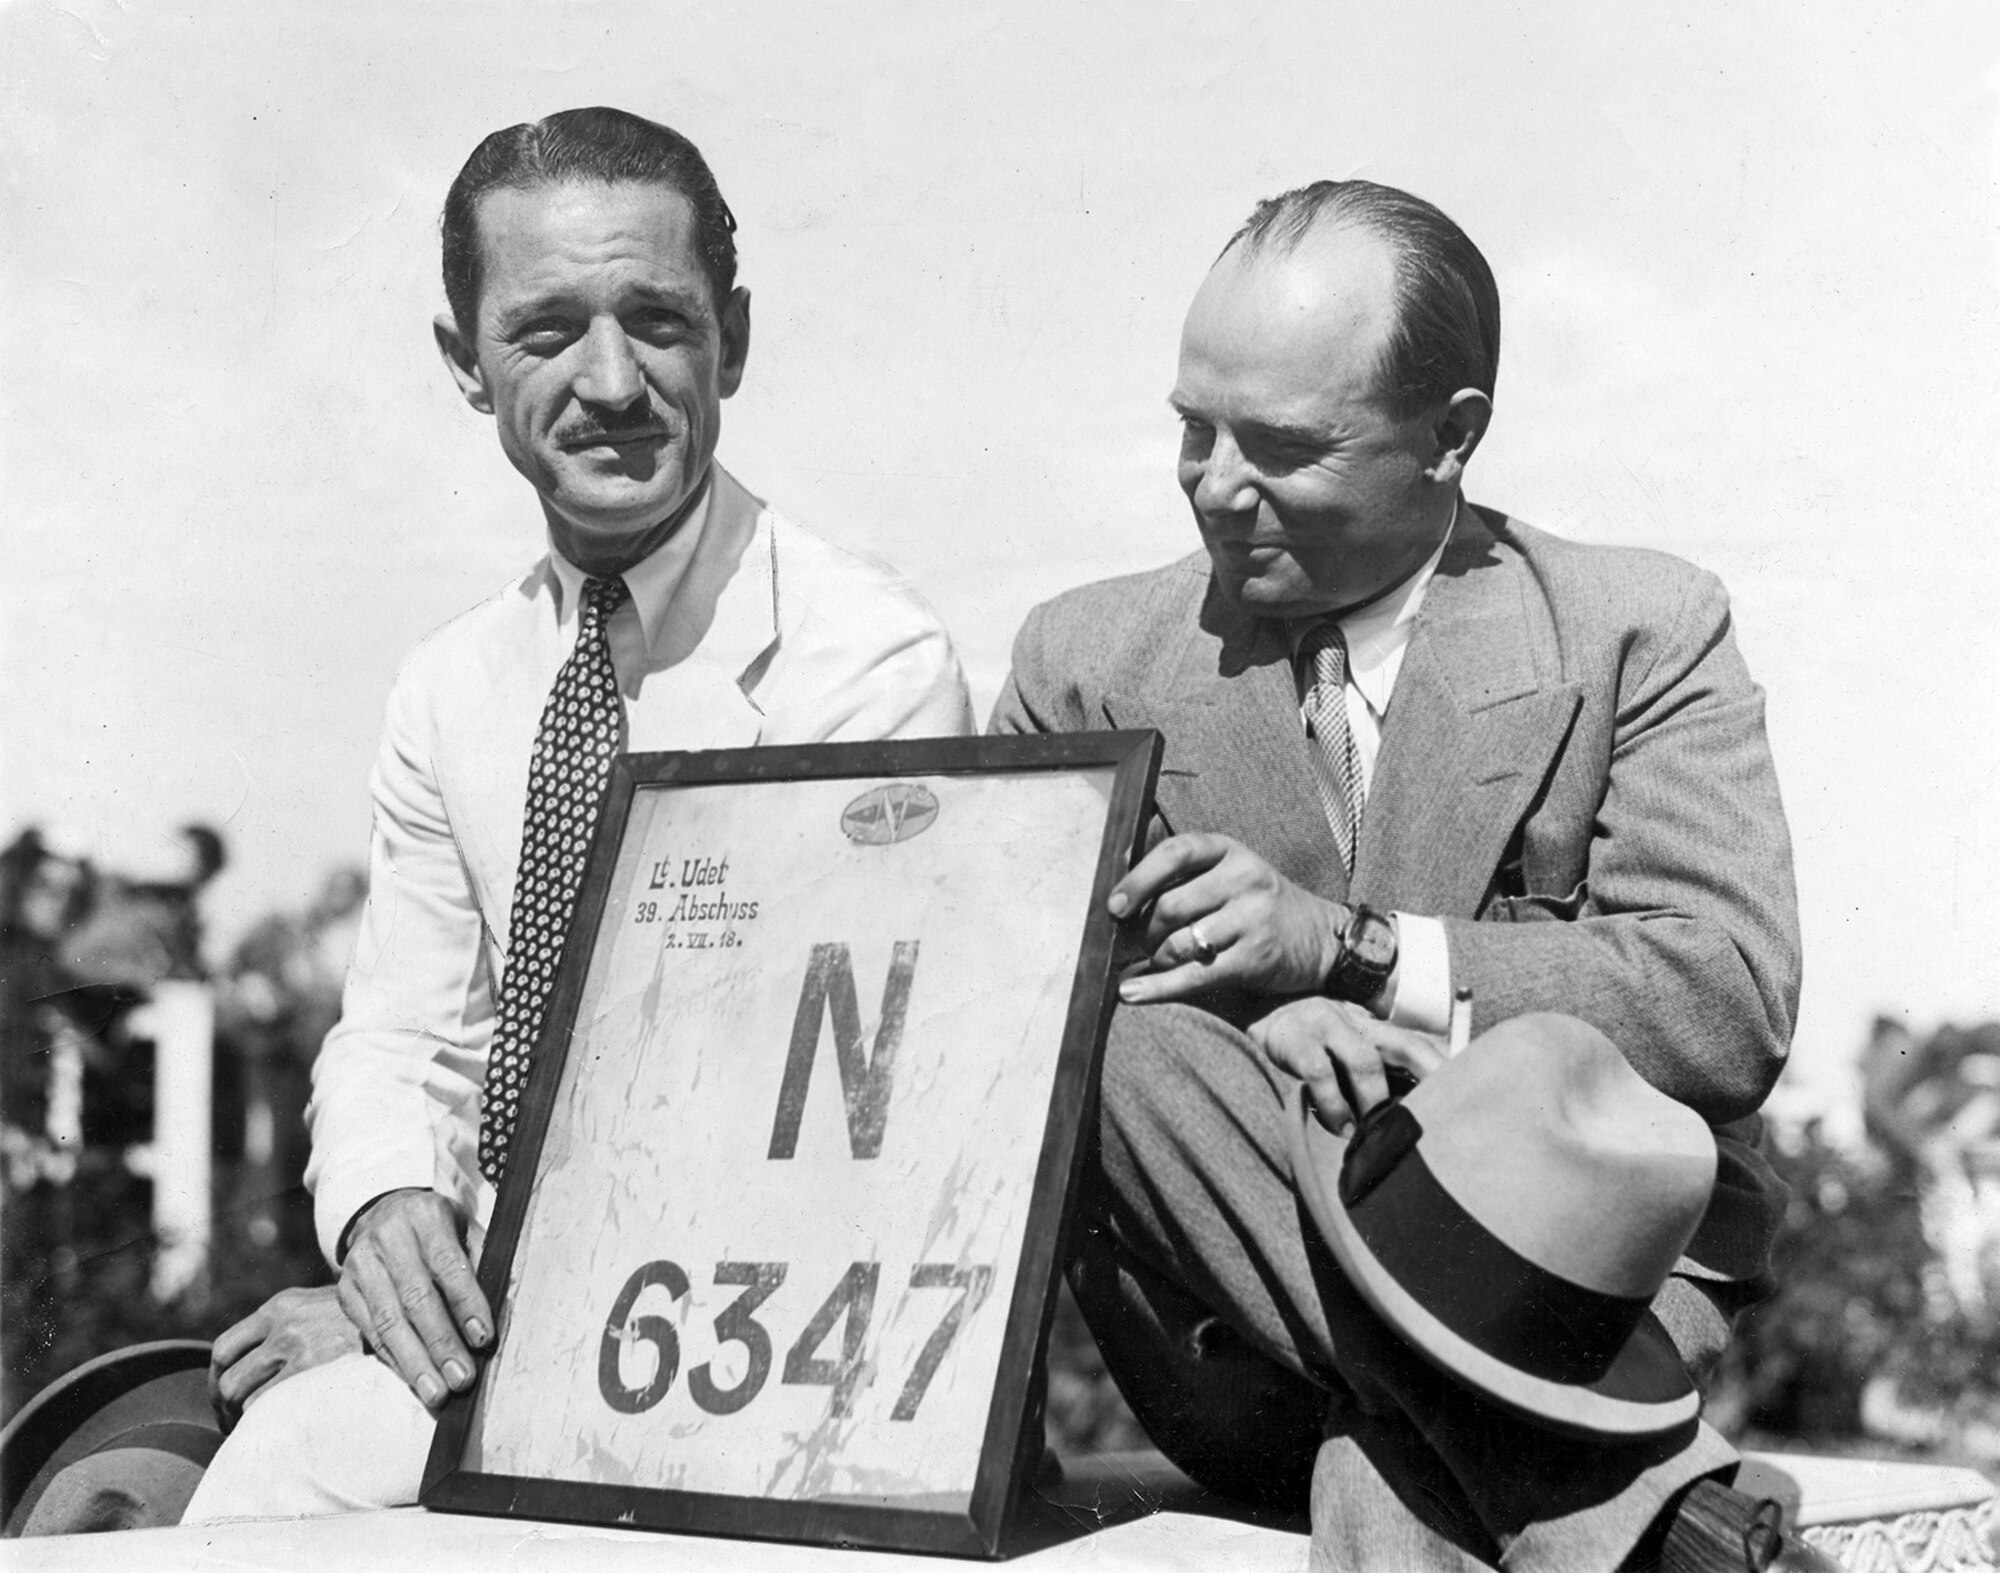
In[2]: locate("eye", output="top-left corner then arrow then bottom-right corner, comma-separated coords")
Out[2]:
1241,430 -> 1323,473
513,318 -> 578,354
628,309 -> 693,346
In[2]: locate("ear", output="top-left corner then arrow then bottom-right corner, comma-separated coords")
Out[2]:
1423,389 -> 1492,487
717,287 -> 751,400
433,313 -> 494,414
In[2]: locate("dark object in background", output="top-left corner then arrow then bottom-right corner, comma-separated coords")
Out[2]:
62,823 -> 227,992
0,1340 -> 217,1535
34,983 -> 155,1149
1705,1020 -> 2000,1461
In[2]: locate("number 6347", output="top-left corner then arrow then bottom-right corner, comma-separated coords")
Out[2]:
598,1259 -> 994,1423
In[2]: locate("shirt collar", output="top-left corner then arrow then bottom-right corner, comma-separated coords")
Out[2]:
545,475 -> 716,654
1287,496 -> 1457,716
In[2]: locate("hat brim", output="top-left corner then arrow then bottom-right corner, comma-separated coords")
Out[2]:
1291,1091 -> 1698,1441
2,1341 -> 215,1536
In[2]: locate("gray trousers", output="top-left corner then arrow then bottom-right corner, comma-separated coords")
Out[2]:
1067,1002 -> 1745,1573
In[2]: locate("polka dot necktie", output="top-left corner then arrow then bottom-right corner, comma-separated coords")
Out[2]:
479,574 -> 631,1185
1300,622 -> 1365,873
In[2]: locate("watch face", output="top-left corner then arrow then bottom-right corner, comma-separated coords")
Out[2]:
1350,911 -> 1397,970
1327,907 -> 1397,1004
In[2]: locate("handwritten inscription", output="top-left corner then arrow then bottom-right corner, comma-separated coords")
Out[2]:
634,851 -> 761,943
644,855 -> 730,890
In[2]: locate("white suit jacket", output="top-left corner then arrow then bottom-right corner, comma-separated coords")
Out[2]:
305,468 -> 974,1264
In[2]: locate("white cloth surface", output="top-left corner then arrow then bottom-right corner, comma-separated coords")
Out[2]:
304,464 -> 974,1267
179,1353 -> 431,1523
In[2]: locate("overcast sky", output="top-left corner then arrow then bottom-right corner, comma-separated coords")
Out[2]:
5,0 -> 1997,1122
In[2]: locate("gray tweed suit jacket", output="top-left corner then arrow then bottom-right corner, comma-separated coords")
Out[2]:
991,502 -> 1801,1280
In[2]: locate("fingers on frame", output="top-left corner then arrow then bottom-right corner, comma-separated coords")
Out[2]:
423,1232 -> 493,1348
345,1244 -> 448,1403
1141,877 -> 1221,946
1139,832 -> 1231,881
1118,833 -> 1231,907
380,1228 -> 476,1375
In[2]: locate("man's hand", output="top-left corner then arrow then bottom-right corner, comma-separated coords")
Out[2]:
208,1284 -> 361,1432
336,1187 -> 492,1410
1249,998 -> 1446,1134
1110,833 -> 1345,1003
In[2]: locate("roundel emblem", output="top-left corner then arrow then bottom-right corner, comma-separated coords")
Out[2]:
841,782 -> 940,846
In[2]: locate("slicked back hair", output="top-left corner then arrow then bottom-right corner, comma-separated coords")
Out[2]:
441,106 -> 738,335
1223,180 -> 1500,419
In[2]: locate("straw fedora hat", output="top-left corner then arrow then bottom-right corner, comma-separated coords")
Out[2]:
1,1341 -> 218,1536
1289,1012 -> 1716,1439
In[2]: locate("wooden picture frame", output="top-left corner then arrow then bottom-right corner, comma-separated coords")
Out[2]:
422,731 -> 1161,1558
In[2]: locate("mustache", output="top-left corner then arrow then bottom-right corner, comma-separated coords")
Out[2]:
554,409 -> 673,447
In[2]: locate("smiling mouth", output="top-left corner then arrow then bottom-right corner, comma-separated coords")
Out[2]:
559,427 -> 668,452
1207,536 -> 1284,556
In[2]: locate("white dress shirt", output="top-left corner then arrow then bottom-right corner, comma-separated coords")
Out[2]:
304,465 -> 974,1265
1292,514 -> 1455,1035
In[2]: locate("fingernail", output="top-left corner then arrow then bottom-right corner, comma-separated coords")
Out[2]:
444,1359 -> 470,1389
417,1374 -> 444,1407
1107,892 -> 1129,917
467,1319 -> 490,1346
1118,980 -> 1140,1003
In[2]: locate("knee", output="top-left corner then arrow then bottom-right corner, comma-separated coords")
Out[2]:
179,1353 -> 427,1523
217,1348 -> 343,1449
1098,1003 -> 1268,1146
178,1387 -> 301,1523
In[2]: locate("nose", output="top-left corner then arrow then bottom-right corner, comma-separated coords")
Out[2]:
1188,428 -> 1258,517
573,316 -> 645,409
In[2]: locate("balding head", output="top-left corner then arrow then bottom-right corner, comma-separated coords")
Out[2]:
1221,180 -> 1500,420
1171,204 -> 1493,618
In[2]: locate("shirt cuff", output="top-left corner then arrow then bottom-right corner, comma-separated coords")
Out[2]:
336,1190 -> 410,1265
1383,914 -> 1452,1035
315,1160 -> 435,1270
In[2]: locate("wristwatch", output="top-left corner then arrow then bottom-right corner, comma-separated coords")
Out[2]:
1323,902 -> 1398,1007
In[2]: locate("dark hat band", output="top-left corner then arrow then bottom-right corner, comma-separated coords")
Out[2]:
1343,1123 -> 1652,1387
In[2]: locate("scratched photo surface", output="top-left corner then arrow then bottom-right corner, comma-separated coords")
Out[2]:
10,0 -> 2000,1492
464,768 -> 1114,1504
9,4 -> 1997,1128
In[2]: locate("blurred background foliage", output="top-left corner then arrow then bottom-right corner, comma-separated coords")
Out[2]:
1708,1022 -> 2000,1466
3,824 -> 1996,1476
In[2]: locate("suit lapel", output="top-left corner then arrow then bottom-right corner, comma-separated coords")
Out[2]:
1353,510 -> 1581,918
1103,576 -> 1350,902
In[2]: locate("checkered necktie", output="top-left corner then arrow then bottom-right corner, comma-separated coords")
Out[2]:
478,573 -> 631,1185
1300,623 -> 1366,872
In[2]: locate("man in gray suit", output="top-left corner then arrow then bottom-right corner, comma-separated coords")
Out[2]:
992,182 -> 1821,1571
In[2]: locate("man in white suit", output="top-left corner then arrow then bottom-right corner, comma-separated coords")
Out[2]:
185,106 -> 970,1519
